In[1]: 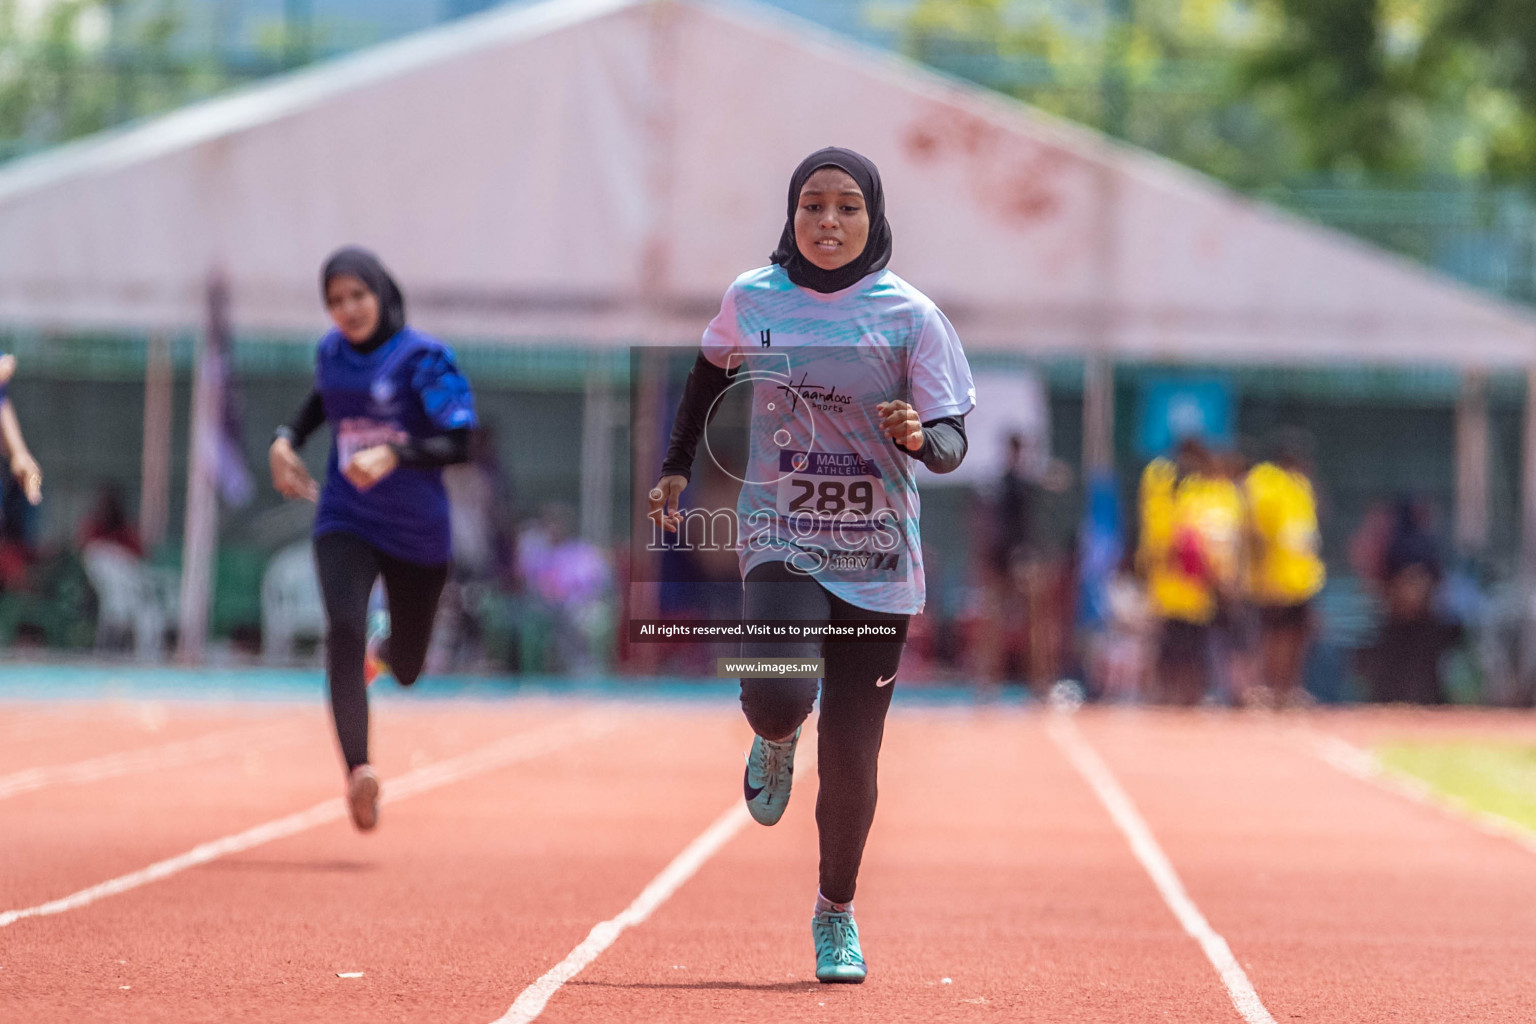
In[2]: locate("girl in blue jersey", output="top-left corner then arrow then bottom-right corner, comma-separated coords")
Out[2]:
650,148 -> 974,983
268,247 -> 477,832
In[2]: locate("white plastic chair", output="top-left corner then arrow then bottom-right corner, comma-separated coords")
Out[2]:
80,541 -> 167,661
261,541 -> 325,664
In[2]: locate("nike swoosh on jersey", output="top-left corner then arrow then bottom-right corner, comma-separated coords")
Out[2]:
875,673 -> 896,687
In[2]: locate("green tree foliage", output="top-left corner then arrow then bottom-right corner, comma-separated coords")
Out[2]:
0,1 -> 113,156
895,0 -> 1307,187
1241,0 -> 1512,179
897,0 -> 1536,185
0,0 -> 357,165
0,1 -> 185,163
1244,0 -> 1416,173
1393,0 -> 1536,180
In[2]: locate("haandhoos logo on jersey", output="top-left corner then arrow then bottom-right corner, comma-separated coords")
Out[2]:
774,372 -> 854,416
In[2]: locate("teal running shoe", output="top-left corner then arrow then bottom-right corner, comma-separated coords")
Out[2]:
743,727 -> 800,826
813,906 -> 867,983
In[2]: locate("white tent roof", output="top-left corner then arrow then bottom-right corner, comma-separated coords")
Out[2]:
0,0 -> 1532,366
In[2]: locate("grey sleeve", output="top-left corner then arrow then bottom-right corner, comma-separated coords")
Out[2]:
894,415 -> 968,474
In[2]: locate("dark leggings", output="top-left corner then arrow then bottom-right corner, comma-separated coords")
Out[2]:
739,560 -> 907,904
315,531 -> 448,771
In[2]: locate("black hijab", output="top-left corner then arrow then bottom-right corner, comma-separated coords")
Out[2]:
770,147 -> 892,294
321,246 -> 406,353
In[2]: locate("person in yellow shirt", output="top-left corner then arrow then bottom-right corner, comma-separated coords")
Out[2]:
1244,436 -> 1326,707
1138,438 -> 1243,705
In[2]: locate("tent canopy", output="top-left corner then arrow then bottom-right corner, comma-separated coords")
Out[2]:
0,0 -> 1532,366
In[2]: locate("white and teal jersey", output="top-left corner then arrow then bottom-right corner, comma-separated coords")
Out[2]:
700,265 -> 975,615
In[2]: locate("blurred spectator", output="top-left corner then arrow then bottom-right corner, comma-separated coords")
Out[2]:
77,483 -> 142,558
1384,497 -> 1441,589
1137,438 -> 1237,705
975,432 -> 1072,692
517,503 -> 613,674
974,433 -> 1032,687
75,486 -> 170,659
994,434 -> 1035,566
1243,432 -> 1326,707
1347,501 -> 1394,584
1209,449 -> 1257,705
435,427 -> 517,670
1357,497 -> 1463,703
1088,553 -> 1152,702
1077,471 -> 1123,636
1078,470 -> 1137,700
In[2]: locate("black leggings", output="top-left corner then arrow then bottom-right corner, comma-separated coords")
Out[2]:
739,560 -> 907,904
315,531 -> 448,771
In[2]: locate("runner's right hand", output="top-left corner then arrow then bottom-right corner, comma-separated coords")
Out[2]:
9,450 -> 40,506
269,437 -> 319,502
649,475 -> 687,533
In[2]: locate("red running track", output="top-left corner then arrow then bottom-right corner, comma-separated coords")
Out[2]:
2,697 -> 1535,1022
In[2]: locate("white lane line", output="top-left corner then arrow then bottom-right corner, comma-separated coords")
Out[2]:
0,702 -> 176,743
1047,715 -> 1277,1024
0,712 -> 617,929
493,746 -> 817,1023
495,800 -> 751,1024
1308,731 -> 1536,857
0,721 -> 304,801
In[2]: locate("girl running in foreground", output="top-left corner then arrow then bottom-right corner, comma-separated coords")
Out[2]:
269,247 -> 477,832
650,148 -> 974,982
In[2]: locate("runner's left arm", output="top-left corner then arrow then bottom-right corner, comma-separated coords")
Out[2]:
895,415 -> 967,474
396,344 -> 477,469
900,303 -> 975,475
390,428 -> 471,468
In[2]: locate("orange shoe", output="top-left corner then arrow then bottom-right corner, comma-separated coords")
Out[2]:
363,649 -> 386,687
363,610 -> 391,687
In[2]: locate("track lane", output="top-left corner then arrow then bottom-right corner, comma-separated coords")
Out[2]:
12,698 -> 1536,1022
0,701 -> 300,775
0,718 -> 310,802
540,708 -> 1242,1023
0,702 -> 756,1023
1081,709 -> 1536,1024
0,703 -> 583,909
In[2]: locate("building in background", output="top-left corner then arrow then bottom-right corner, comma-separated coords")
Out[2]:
6,1 -> 1532,308
0,0 -> 1531,692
